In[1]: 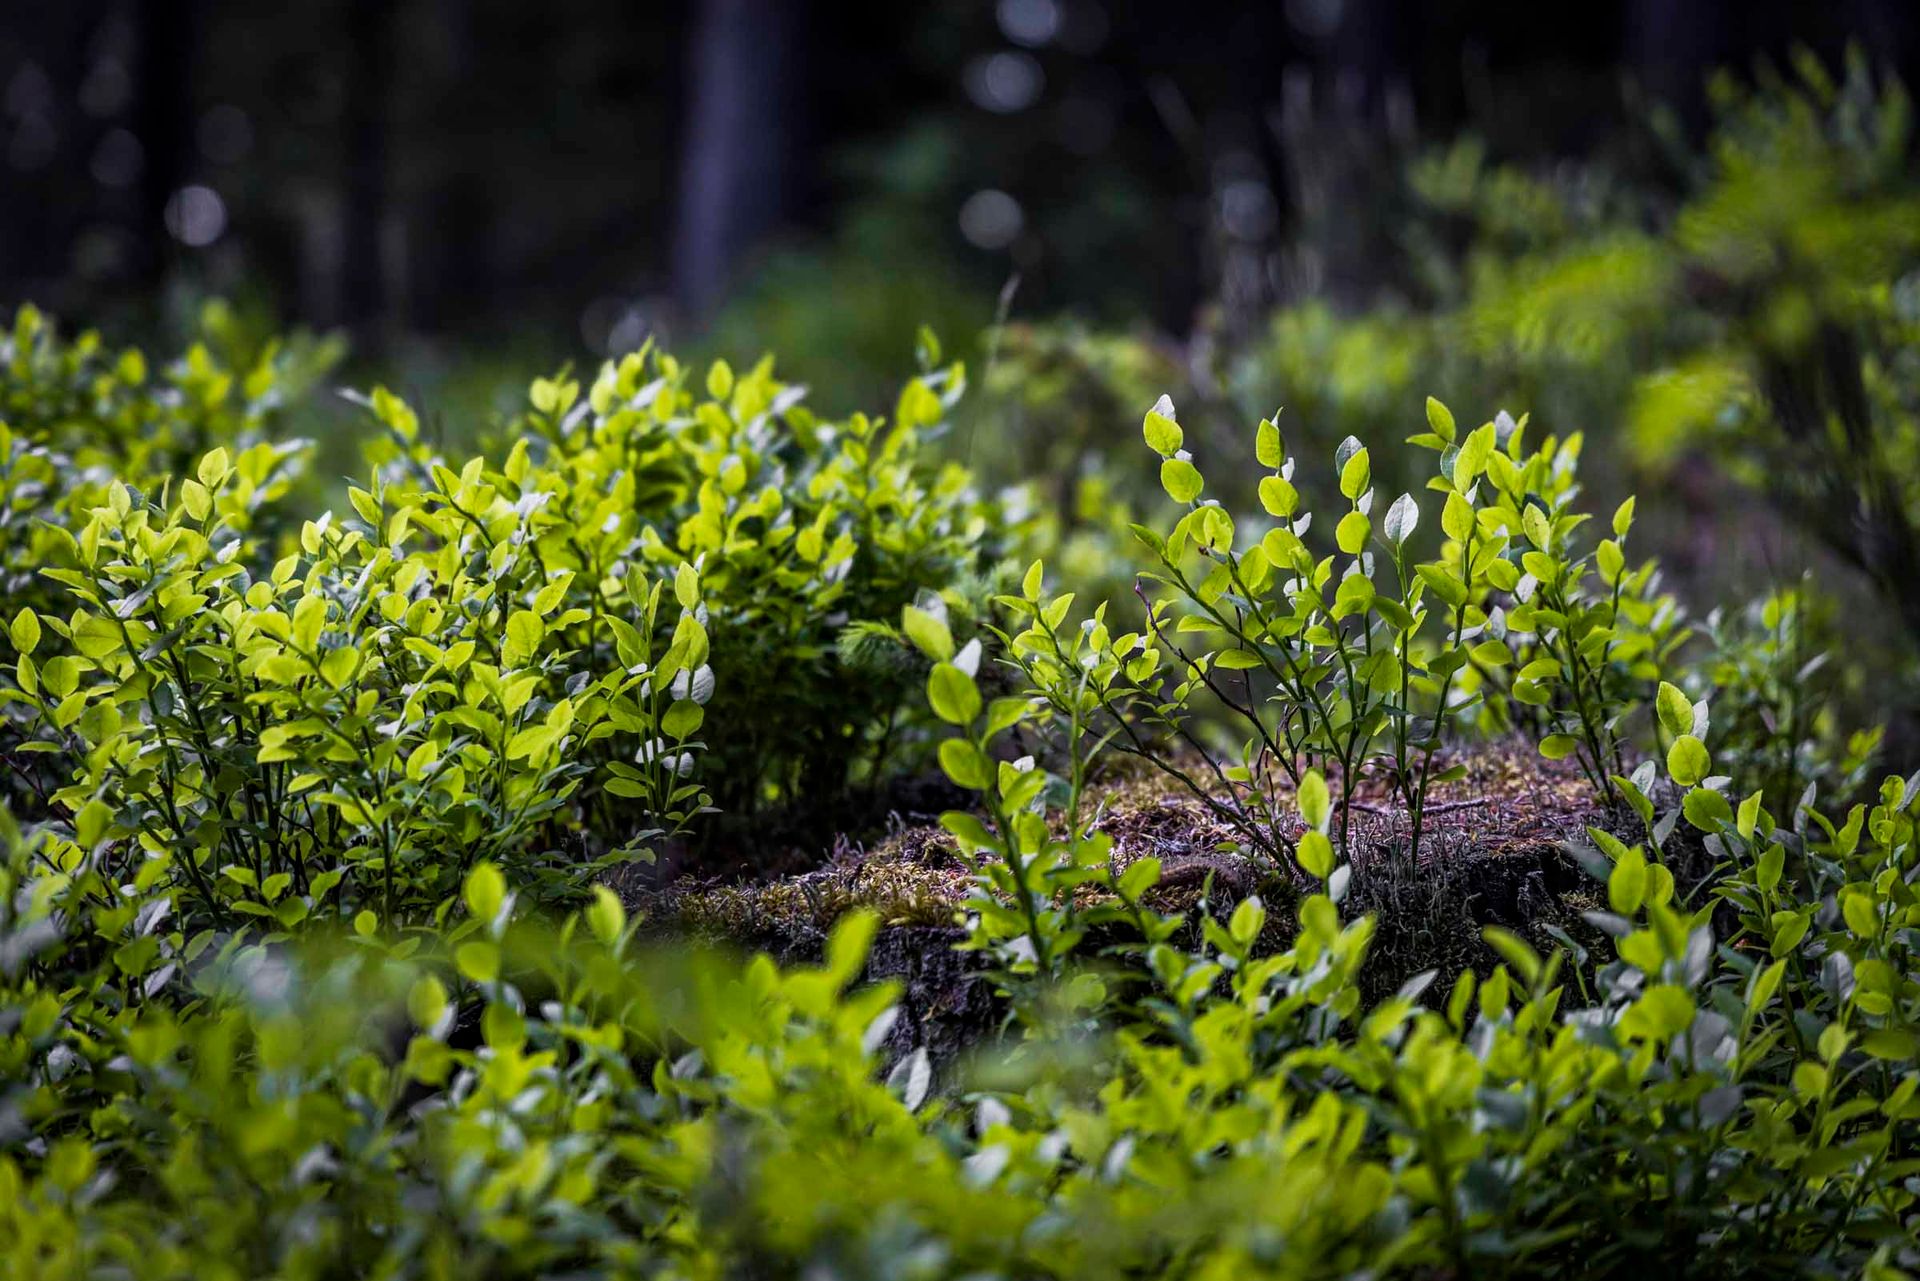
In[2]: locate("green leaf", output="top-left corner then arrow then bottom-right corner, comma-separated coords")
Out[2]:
455,940 -> 501,983
1841,892 -> 1879,938
506,724 -> 558,761
1299,769 -> 1331,832
586,885 -> 627,946
197,446 -> 231,490
464,862 -> 507,924
1522,504 -> 1553,550
1339,446 -> 1372,500
1416,563 -> 1468,608
1335,510 -> 1370,554
826,910 -> 879,986
1142,395 -> 1183,456
408,976 -> 449,1029
1482,926 -> 1542,985
180,479 -> 212,521
1452,424 -> 1494,490
1667,735 -> 1710,787
1655,682 -> 1694,739
1258,475 -> 1298,518
1297,829 -> 1334,878
348,485 -> 382,527
1538,733 -> 1579,760
1160,458 -> 1203,504
10,608 -> 39,656
75,799 -> 112,848
927,662 -> 981,725
1612,496 -> 1636,537
1229,895 -> 1267,944
938,738 -> 992,790
662,699 -> 704,739
901,605 -> 954,661
1684,788 -> 1733,831
1425,395 -> 1456,442
1748,958 -> 1786,1011
1862,1029 -> 1916,1060
505,610 -> 544,664
1608,845 -> 1647,915
291,593 -> 327,651
1255,417 -> 1284,467
1595,538 -> 1624,582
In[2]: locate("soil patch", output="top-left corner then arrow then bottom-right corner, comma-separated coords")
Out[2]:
623,740 -> 1690,1060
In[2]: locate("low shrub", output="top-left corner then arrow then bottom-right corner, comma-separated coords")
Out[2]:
1,308 -> 1915,1278
360,339 -> 1013,824
900,401 -> 1920,1274
999,395 -> 1684,874
1,314 -> 1023,945
0,305 -> 331,814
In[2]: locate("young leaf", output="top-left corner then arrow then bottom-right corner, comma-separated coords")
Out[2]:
927,662 -> 982,725
1383,493 -> 1419,545
1022,559 -> 1044,601
1143,394 -> 1182,456
1608,845 -> 1647,915
1255,417 -> 1284,468
1299,770 -> 1331,832
1667,735 -> 1710,787
1338,446 -> 1372,500
197,446 -> 231,490
1539,733 -> 1579,760
10,608 -> 40,656
1335,510 -> 1370,554
1655,682 -> 1694,739
1298,829 -> 1335,879
1612,495 -> 1636,537
901,605 -> 954,661
1160,458 -> 1204,504
464,862 -> 507,925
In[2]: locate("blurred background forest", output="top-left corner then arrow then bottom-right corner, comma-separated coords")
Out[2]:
6,0 -> 1920,735
4,2 -> 1912,363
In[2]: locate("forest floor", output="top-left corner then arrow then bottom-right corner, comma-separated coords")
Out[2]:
614,742 -> 1659,1062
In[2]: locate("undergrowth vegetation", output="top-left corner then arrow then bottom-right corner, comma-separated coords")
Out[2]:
3,296 -> 1917,1279
3,58 -> 1920,1279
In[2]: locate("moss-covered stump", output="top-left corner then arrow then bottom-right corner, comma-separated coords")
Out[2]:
625,740 -> 1671,1059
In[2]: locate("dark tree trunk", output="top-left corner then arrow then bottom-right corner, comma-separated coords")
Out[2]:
410,0 -> 491,334
133,0 -> 200,288
671,0 -> 804,324
342,0 -> 394,344
1269,0 -> 1410,313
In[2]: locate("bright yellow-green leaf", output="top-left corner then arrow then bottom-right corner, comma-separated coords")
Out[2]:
1143,395 -> 1182,456
10,608 -> 40,656
1160,458 -> 1203,504
1667,735 -> 1710,786
901,605 -> 953,661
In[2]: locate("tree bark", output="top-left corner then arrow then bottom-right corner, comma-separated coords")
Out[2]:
342,0 -> 395,344
671,0 -> 803,324
134,0 -> 200,288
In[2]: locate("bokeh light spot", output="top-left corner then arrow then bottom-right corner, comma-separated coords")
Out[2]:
164,185 -> 228,247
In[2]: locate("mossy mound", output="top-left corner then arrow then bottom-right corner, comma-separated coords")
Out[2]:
625,740 -> 1670,1057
